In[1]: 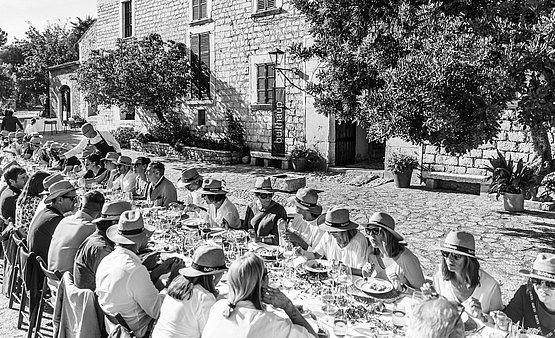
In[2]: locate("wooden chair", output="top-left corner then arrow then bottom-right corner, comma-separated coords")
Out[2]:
15,239 -> 39,338
34,256 -> 62,338
7,230 -> 24,310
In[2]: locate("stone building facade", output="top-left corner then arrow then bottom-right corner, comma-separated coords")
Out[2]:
48,61 -> 80,123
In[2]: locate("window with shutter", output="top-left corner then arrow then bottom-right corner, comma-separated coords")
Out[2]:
190,32 -> 211,100
192,0 -> 208,21
257,63 -> 275,104
257,0 -> 276,12
122,1 -> 133,38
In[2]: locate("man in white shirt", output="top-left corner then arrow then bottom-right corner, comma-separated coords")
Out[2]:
63,123 -> 121,159
112,155 -> 137,193
96,210 -> 182,338
176,167 -> 204,206
198,178 -> 240,229
286,188 -> 325,250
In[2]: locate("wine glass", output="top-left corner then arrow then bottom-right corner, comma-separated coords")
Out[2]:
321,286 -> 337,315
338,262 -> 352,286
328,260 -> 340,285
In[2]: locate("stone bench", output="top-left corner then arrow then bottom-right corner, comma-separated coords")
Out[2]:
422,171 -> 491,196
250,151 -> 291,170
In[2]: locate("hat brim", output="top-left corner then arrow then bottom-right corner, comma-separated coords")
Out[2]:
43,187 -> 78,203
200,189 -> 228,195
117,162 -> 132,166
438,246 -> 484,261
520,269 -> 555,283
251,188 -> 275,194
179,266 -> 228,277
287,196 -> 323,214
366,221 -> 404,241
319,221 -> 358,232
177,176 -> 203,188
106,224 -> 153,245
92,215 -> 119,223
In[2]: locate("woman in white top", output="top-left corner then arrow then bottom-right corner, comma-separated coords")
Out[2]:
152,246 -> 227,338
198,178 -> 240,229
364,212 -> 425,290
433,230 -> 503,320
202,252 -> 316,338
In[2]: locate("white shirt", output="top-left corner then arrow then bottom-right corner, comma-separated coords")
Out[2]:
96,246 -> 165,338
314,231 -> 369,269
112,170 -> 137,193
202,300 -> 311,338
289,214 -> 325,249
208,198 -> 240,229
64,130 -> 122,159
151,284 -> 216,338
433,268 -> 503,313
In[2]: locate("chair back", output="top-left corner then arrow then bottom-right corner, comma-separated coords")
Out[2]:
35,256 -> 62,281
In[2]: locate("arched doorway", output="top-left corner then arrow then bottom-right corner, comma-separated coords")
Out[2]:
60,85 -> 71,122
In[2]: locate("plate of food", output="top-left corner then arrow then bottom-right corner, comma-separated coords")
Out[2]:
303,259 -> 332,273
255,246 -> 284,259
354,277 -> 393,295
182,218 -> 206,228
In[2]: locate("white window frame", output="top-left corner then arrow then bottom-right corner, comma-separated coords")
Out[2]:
249,52 -> 284,106
120,0 -> 135,38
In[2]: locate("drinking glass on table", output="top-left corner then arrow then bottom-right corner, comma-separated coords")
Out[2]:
321,286 -> 337,315
328,259 -> 340,284
338,262 -> 352,286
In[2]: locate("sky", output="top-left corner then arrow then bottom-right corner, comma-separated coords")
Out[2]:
0,0 -> 97,42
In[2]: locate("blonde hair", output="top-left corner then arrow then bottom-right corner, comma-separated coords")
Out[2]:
406,297 -> 464,338
223,253 -> 266,317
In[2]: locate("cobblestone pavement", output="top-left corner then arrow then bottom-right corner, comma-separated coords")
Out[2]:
0,135 -> 554,336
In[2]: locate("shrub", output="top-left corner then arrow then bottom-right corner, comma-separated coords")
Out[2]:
386,152 -> 419,174
290,144 -> 327,170
111,126 -> 139,149
485,150 -> 540,199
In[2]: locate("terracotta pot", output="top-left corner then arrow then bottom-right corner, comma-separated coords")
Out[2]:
393,170 -> 412,188
292,157 -> 308,172
503,192 -> 524,212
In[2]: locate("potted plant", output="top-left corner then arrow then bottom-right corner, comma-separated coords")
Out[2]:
386,152 -> 419,188
290,145 -> 310,172
485,150 -> 539,212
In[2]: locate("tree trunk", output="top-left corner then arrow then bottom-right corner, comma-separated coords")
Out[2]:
530,124 -> 552,165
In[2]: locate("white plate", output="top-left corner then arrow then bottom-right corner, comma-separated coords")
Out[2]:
182,218 -> 206,228
303,259 -> 331,273
353,277 -> 393,294
255,246 -> 284,259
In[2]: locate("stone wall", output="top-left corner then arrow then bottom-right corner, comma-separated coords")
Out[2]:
49,62 -> 80,123
79,21 -> 97,62
422,110 -> 555,176
130,139 -> 243,164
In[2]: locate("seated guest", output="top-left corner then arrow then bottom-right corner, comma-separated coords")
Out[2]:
309,207 -> 369,271
82,153 -> 108,186
242,177 -> 287,245
145,161 -> 177,207
96,210 -> 182,338
102,152 -> 119,189
199,179 -> 240,229
33,141 -> 51,165
406,297 -> 464,338
286,188 -> 325,250
29,173 -> 64,226
27,180 -> 78,261
48,190 -> 105,274
15,171 -> 49,234
112,155 -> 137,193
0,165 -> 27,223
133,156 -> 151,198
433,230 -> 503,320
22,135 -> 41,160
73,200 -> 132,290
176,168 -> 204,206
364,212 -> 425,290
202,252 -> 316,338
152,245 -> 227,338
502,252 -> 555,335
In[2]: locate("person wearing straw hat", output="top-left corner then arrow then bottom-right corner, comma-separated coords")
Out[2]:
22,134 -> 41,160
145,161 -> 177,207
199,178 -> 240,229
308,206 -> 369,271
63,122 -> 121,159
152,245 -> 227,337
27,180 -> 78,261
364,212 -> 425,290
499,252 -> 555,335
102,151 -> 120,189
433,230 -> 503,320
242,177 -> 287,245
176,167 -> 204,205
96,210 -> 183,338
73,200 -> 133,290
285,188 -> 326,250
29,172 -> 65,225
112,155 -> 137,193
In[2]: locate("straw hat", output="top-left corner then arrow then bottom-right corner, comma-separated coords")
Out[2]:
439,230 -> 483,260
8,132 -> 15,140
117,155 -> 132,166
521,252 -> 555,283
43,180 -> 77,203
30,136 -> 41,145
103,152 -> 119,163
199,178 -> 228,195
50,142 -> 62,150
288,188 -> 322,214
177,168 -> 202,188
92,200 -> 133,223
179,245 -> 227,277
81,123 -> 95,135
106,210 -> 154,245
0,130 -> 9,138
15,131 -> 24,139
251,177 -> 274,193
319,206 -> 358,232
43,173 -> 64,189
365,212 -> 404,241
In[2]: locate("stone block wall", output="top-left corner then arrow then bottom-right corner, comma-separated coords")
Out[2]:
130,139 -> 243,164
422,110 -> 555,175
49,63 -> 80,122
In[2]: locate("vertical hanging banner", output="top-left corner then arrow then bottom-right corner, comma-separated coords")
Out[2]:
272,87 -> 286,156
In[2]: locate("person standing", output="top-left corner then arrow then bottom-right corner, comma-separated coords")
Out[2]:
63,123 -> 121,159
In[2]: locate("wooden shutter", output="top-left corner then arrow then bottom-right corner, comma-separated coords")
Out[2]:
192,0 -> 199,21
199,32 -> 210,99
190,34 -> 200,99
200,0 -> 207,19
257,0 -> 266,12
267,0 -> 276,9
123,1 -> 132,37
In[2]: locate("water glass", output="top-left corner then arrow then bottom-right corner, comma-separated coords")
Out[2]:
333,310 -> 348,338
321,287 -> 337,315
392,303 -> 407,327
338,263 -> 352,286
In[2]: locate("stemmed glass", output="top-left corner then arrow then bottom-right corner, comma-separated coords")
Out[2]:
338,262 -> 352,286
328,260 -> 340,285
321,286 -> 337,315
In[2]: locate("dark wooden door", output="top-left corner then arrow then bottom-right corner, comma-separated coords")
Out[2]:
335,121 -> 356,165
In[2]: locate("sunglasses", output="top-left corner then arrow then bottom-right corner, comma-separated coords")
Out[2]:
62,195 -> 78,203
441,251 -> 463,260
255,193 -> 272,199
365,227 -> 380,236
530,277 -> 555,289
